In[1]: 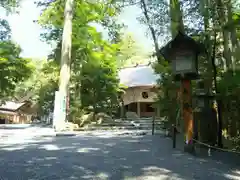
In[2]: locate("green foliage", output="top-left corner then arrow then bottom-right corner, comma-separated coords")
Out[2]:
0,19 -> 11,40
152,57 -> 180,127
37,0 -> 121,43
224,12 -> 240,30
0,42 -> 34,99
38,80 -> 58,115
218,70 -> 240,140
0,19 -> 34,100
116,33 -> 150,67
36,60 -> 59,115
80,49 -> 119,114
14,60 -> 59,115
31,0 -> 124,123
218,70 -> 240,96
0,0 -> 20,13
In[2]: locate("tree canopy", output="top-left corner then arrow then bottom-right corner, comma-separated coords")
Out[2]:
0,18 -> 34,102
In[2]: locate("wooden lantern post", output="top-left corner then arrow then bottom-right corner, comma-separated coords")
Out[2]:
160,32 -> 201,150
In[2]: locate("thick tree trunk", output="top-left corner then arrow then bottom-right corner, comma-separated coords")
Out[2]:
169,0 -> 185,127
169,0 -> 184,37
216,0 -> 233,72
201,0 -> 213,93
54,0 -> 74,130
59,0 -> 74,95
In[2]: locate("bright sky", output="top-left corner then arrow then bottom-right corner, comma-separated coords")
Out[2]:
0,0 -> 154,59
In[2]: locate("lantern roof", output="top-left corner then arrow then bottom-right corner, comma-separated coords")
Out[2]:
160,31 -> 202,61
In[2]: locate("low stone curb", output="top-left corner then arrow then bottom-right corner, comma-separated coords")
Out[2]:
55,132 -> 77,137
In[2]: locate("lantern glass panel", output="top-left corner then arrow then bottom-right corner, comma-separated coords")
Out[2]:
175,56 -> 193,72
174,52 -> 196,73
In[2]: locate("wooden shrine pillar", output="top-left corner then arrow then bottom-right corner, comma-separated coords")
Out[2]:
181,79 -> 193,144
137,102 -> 141,117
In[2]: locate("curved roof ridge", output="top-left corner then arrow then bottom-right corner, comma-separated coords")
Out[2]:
118,64 -> 160,87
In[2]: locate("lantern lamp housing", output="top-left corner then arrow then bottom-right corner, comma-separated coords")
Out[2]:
160,31 -> 201,81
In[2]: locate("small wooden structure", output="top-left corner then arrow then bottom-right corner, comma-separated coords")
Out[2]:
118,64 -> 160,118
0,101 -> 36,124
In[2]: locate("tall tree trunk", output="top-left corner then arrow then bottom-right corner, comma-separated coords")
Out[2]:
54,0 -> 74,130
59,0 -> 74,95
216,0 -> 233,72
211,31 -> 223,147
169,0 -> 184,37
201,0 -> 224,147
200,0 -> 213,93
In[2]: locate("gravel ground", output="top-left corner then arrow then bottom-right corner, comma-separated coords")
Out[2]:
0,126 -> 239,180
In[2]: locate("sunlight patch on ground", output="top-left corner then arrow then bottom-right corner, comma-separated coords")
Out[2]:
44,156 -> 58,160
224,170 -> 240,180
39,144 -> 60,151
0,136 -> 54,146
84,130 -> 148,138
96,172 -> 109,179
126,139 -> 142,143
105,143 -> 116,147
93,134 -> 119,138
1,145 -> 30,151
137,149 -> 149,152
124,166 -> 177,180
223,173 -> 240,179
1,138 -> 40,145
233,170 -> 240,175
79,167 -> 105,179
26,156 -> 55,164
142,166 -> 172,173
71,142 -> 81,146
77,147 -> 100,153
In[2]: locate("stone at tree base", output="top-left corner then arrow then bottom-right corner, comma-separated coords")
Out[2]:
65,122 -> 79,131
96,113 -> 113,124
80,112 -> 94,127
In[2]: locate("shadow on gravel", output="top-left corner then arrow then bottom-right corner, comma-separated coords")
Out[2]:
174,133 -> 240,167
0,134 -> 239,180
